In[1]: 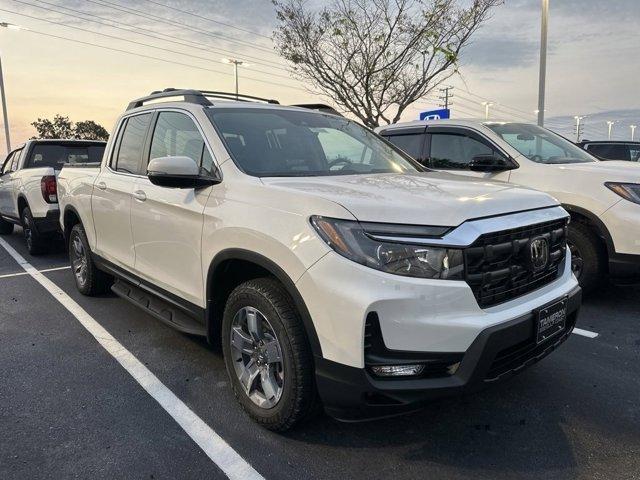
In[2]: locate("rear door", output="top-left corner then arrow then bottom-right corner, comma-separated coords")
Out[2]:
425,126 -> 513,181
92,113 -> 153,268
130,109 -> 216,306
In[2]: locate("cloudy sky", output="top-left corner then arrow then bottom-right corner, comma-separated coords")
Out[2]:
0,0 -> 638,155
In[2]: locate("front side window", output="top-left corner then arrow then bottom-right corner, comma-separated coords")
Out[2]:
487,123 -> 596,164
385,133 -> 425,163
429,133 -> 494,169
115,113 -> 152,174
149,112 -> 215,175
207,108 -> 421,177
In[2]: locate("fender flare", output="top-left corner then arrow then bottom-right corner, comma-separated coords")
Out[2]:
562,203 -> 615,255
61,205 -> 83,245
206,248 -> 323,358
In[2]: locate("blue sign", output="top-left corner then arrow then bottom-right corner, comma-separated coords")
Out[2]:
419,108 -> 450,120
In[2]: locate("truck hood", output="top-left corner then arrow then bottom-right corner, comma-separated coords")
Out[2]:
261,172 -> 558,226
547,160 -> 640,182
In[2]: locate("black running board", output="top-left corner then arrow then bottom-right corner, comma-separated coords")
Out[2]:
111,279 -> 207,336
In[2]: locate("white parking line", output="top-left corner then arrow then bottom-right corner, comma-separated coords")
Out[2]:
0,237 -> 263,480
572,327 -> 599,339
0,265 -> 71,279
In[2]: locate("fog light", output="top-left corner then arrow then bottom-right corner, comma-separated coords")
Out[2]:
447,362 -> 461,375
370,364 -> 425,377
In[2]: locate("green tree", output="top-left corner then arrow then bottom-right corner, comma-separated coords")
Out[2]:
273,0 -> 501,128
74,120 -> 109,141
31,115 -> 109,141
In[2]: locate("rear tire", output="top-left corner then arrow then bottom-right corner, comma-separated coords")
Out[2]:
0,217 -> 13,235
222,277 -> 317,431
21,206 -> 48,255
69,223 -> 112,295
567,221 -> 606,293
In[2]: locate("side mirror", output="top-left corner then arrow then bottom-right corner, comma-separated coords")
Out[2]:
469,154 -> 516,172
147,156 -> 220,188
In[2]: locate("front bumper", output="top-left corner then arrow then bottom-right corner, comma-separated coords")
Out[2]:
316,285 -> 581,421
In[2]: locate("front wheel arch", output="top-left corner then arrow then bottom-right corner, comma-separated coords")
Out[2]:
206,249 -> 322,358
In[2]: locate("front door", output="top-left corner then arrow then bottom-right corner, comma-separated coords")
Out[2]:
130,110 -> 216,307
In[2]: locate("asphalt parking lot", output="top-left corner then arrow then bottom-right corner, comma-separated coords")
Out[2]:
1,227 -> 639,480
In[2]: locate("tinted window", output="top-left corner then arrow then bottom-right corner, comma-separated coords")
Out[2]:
586,144 -> 631,161
149,112 -> 214,175
27,144 -> 105,170
385,134 -> 425,162
115,114 -> 152,174
208,108 -> 420,176
429,133 -> 493,169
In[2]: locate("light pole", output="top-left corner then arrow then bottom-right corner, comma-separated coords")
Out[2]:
221,58 -> 248,99
631,125 -> 637,141
574,115 -> 585,142
606,121 -> 615,140
537,0 -> 549,127
481,101 -> 494,120
0,22 -> 20,154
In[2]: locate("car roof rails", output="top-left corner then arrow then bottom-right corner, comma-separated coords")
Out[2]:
292,103 -> 343,116
126,88 -> 280,110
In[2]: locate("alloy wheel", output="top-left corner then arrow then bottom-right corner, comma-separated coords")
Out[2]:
229,306 -> 284,409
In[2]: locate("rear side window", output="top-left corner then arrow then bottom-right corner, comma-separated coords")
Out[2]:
385,134 -> 425,163
586,143 -> 630,161
148,112 -> 215,175
27,144 -> 105,169
114,113 -> 152,174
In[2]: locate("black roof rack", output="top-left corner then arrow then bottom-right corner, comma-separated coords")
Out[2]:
126,88 -> 280,110
292,103 -> 343,117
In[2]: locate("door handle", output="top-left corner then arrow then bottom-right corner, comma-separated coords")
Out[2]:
133,190 -> 147,202
96,181 -> 107,190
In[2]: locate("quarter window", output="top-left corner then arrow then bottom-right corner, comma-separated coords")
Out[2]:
149,112 -> 214,175
1,152 -> 14,175
429,133 -> 494,169
114,113 -> 152,174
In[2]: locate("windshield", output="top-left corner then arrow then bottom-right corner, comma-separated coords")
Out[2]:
207,108 -> 422,177
26,144 -> 106,170
486,123 -> 597,164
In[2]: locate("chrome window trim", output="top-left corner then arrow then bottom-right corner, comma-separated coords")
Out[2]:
367,206 -> 568,247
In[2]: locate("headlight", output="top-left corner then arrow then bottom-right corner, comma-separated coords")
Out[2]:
606,182 -> 640,205
310,216 -> 464,280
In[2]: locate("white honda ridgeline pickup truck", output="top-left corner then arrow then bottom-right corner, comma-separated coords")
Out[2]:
58,89 -> 581,431
0,139 -> 105,254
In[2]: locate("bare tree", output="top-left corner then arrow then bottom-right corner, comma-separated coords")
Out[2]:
273,0 -> 501,128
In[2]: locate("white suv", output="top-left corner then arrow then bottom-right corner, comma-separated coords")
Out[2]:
58,90 -> 580,430
378,120 -> 640,291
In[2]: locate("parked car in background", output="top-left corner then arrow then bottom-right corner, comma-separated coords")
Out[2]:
377,120 -> 640,291
0,139 -> 106,254
577,140 -> 640,162
58,89 -> 580,431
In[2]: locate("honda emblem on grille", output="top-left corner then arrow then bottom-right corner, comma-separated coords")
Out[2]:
528,237 -> 550,272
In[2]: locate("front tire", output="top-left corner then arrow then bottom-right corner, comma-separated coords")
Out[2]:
222,278 -> 317,431
21,206 -> 47,255
0,216 -> 13,235
567,221 -> 606,293
69,223 -> 112,295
